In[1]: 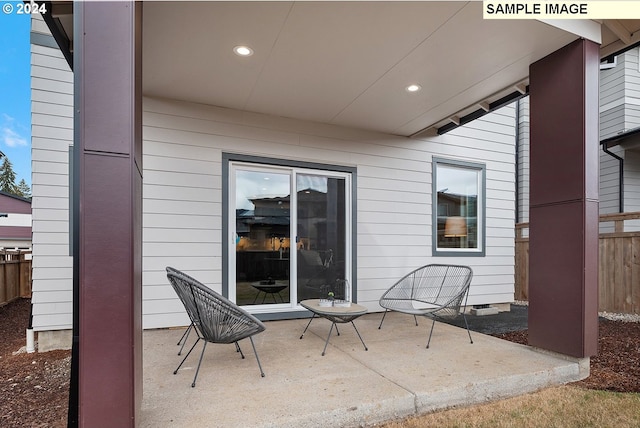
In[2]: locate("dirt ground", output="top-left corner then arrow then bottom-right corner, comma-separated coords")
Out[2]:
1,299 -> 69,427
1,298 -> 639,427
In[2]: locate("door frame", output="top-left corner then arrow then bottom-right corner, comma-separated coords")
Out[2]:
222,153 -> 357,320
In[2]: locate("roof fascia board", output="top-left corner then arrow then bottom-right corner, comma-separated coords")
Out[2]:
601,38 -> 640,61
38,1 -> 73,70
0,190 -> 32,203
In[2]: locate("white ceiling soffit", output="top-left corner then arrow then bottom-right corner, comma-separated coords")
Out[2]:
538,19 -> 602,44
600,19 -> 640,58
142,2 -> 586,137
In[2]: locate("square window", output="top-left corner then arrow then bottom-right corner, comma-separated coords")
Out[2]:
433,158 -> 485,257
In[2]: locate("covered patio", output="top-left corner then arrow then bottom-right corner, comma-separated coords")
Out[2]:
34,2 -> 640,426
141,313 -> 586,427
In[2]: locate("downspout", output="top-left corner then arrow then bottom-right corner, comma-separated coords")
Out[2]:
26,301 -> 35,353
602,143 -> 624,213
514,99 -> 521,223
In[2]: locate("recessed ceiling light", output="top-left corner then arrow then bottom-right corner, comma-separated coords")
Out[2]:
233,45 -> 254,57
406,84 -> 422,93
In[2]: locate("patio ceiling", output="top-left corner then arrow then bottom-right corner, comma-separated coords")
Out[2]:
50,2 -> 640,136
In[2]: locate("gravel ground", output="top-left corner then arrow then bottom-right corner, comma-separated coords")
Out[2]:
1,298 -> 639,427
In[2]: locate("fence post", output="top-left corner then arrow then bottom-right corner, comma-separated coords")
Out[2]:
615,219 -> 623,233
19,251 -> 32,298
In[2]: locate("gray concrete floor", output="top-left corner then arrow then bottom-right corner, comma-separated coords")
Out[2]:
141,311 -> 588,428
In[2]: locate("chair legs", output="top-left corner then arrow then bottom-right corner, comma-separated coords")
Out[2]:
425,315 -> 473,349
191,341 -> 208,387
176,323 -> 194,356
462,312 -> 474,344
378,310 -> 388,329
426,318 -> 436,349
174,337 -> 201,376
174,337 -> 265,387
379,310 -> 419,329
249,337 -> 265,377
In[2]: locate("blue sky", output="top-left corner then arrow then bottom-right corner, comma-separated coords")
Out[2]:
0,9 -> 31,187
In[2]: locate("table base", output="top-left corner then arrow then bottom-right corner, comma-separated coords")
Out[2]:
299,314 -> 368,356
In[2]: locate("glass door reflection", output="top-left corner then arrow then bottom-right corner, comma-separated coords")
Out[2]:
235,169 -> 291,306
296,174 -> 346,302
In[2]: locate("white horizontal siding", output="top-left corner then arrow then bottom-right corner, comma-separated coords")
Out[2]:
625,105 -> 640,131
0,213 -> 31,228
31,89 -> 73,106
31,290 -> 71,304
141,96 -> 516,328
516,97 -> 530,224
600,56 -> 626,107
599,50 -> 640,139
600,105 -> 625,140
31,15 -> 49,34
32,244 -> 69,257
31,64 -> 73,83
31,64 -> 517,332
30,16 -> 73,332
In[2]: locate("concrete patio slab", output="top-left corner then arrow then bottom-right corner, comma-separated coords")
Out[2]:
141,311 -> 588,428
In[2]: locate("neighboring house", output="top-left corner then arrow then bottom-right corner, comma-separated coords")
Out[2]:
517,47 -> 640,231
599,48 -> 640,231
0,190 -> 32,249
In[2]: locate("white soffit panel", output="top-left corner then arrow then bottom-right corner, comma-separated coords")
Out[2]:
538,19 -> 602,44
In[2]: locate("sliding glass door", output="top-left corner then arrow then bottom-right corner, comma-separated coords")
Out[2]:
233,167 -> 292,306
296,174 -> 347,302
230,163 -> 350,311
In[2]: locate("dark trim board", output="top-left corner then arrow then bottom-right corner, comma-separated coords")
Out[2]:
436,89 -> 529,135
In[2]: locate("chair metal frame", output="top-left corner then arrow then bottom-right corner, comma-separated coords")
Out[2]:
166,267 -> 266,387
378,264 -> 474,348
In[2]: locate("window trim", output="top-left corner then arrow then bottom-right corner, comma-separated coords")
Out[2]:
432,157 -> 486,257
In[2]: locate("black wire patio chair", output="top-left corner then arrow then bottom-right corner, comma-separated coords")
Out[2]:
166,267 -> 266,387
378,264 -> 474,348
166,267 -> 196,356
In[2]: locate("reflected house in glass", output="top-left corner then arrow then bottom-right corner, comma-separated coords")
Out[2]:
437,191 -> 478,250
235,195 -> 291,304
235,185 -> 345,303
296,186 -> 346,301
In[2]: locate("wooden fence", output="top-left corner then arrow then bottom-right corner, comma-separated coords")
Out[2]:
0,250 -> 32,306
515,212 -> 640,314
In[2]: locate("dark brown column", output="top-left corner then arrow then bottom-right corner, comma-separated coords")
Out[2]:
528,39 -> 599,358
74,2 -> 142,426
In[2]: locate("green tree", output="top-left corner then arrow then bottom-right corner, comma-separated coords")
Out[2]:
16,179 -> 31,198
0,158 -> 18,195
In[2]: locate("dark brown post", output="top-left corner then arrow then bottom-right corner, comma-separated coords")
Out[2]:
528,39 -> 599,358
73,2 -> 142,426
